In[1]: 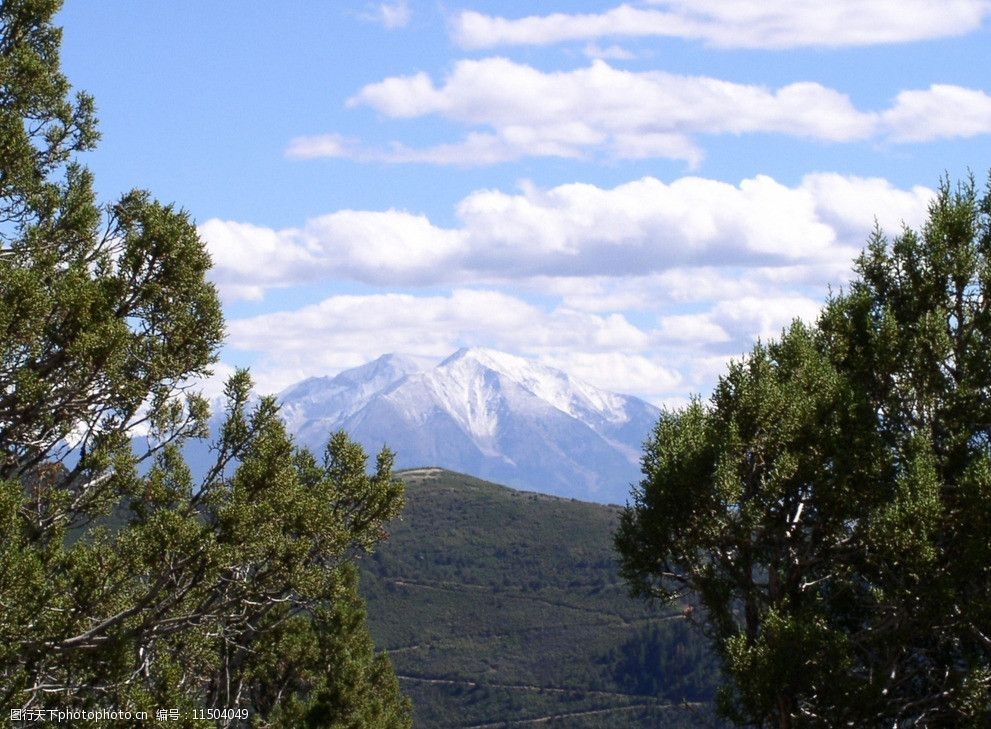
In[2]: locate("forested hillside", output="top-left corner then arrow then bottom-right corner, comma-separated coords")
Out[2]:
359,468 -> 724,728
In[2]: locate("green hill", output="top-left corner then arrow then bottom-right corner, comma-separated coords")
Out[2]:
359,468 -> 723,728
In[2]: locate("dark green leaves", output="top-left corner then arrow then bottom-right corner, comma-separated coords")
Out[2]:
618,174 -> 991,727
0,3 -> 412,724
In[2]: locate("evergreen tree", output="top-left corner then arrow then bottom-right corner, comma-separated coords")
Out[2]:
616,176 -> 991,727
818,175 -> 991,724
0,2 -> 411,725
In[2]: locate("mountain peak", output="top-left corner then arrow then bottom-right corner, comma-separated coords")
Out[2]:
441,346 -> 529,373
277,347 -> 661,503
358,351 -> 427,374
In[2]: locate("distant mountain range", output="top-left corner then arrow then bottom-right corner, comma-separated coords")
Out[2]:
277,348 -> 660,504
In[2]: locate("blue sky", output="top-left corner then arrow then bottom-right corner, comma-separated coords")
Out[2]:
59,1 -> 991,405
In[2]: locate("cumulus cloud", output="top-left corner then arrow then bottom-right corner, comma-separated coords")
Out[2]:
882,85 -> 991,142
226,290 -> 664,395
302,59 -> 991,165
540,266 -> 850,316
213,173 -> 936,403
535,351 -> 682,396
201,172 -> 933,300
452,1 -> 991,50
202,209 -> 464,295
710,295 -> 823,342
229,290 -> 648,356
656,314 -> 731,344
345,59 -> 873,162
224,285 -> 817,403
454,175 -> 849,271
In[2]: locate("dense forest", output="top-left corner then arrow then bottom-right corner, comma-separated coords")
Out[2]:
360,468 -> 724,727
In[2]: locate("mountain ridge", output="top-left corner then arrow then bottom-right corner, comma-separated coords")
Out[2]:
359,466 -> 722,728
278,348 -> 660,504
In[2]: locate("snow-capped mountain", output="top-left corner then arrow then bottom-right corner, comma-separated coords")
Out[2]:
278,348 -> 660,504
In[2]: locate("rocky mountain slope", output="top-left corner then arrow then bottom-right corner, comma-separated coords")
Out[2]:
279,348 -> 660,504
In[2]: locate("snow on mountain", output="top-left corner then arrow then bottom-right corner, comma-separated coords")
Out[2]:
280,353 -> 435,446
278,348 -> 661,504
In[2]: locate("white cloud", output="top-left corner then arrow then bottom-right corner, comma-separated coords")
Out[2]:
229,290 -> 649,356
362,1 -> 411,29
382,130 -> 598,166
540,265 -> 853,316
710,295 -> 822,342
227,290 -> 660,396
800,172 -> 933,236
882,85 -> 991,142
283,131 -> 549,166
201,173 -> 933,300
312,59 -> 991,165
452,1 -> 991,50
202,209 -> 464,294
582,42 -> 637,60
535,351 -> 682,395
224,285 -> 822,404
454,175 -> 844,271
201,219 -> 314,301
340,59 -> 877,164
212,173 -> 937,403
656,314 -> 730,344
285,133 -> 352,160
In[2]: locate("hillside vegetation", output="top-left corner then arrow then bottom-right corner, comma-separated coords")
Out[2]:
359,468 -> 723,728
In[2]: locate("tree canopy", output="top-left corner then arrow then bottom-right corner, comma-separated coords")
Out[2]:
0,1 -> 411,725
617,175 -> 991,728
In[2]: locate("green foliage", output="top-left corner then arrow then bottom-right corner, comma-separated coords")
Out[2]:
0,2 -> 411,726
817,175 -> 991,725
608,620 -> 720,702
253,566 -> 412,729
360,468 -> 725,728
617,175 -> 991,727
